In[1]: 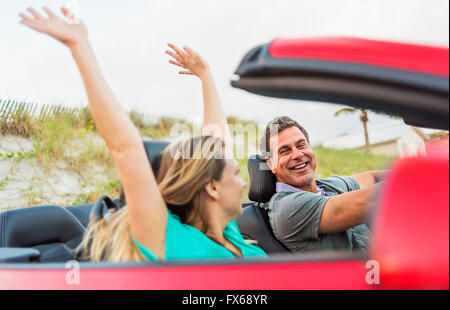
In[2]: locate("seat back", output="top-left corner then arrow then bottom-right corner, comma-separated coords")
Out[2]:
144,139 -> 170,174
0,205 -> 86,262
65,203 -> 95,227
236,155 -> 289,254
247,154 -> 276,203
236,202 -> 289,254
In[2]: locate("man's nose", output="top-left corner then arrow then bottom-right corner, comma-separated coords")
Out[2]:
291,147 -> 304,159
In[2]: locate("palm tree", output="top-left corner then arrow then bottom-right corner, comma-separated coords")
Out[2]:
335,108 -> 370,150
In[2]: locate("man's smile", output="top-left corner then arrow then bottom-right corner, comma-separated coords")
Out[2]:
288,161 -> 310,173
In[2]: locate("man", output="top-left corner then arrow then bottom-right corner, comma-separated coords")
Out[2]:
260,116 -> 386,254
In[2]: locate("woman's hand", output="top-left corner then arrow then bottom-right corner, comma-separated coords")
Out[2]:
166,44 -> 210,79
166,43 -> 232,148
19,7 -> 88,48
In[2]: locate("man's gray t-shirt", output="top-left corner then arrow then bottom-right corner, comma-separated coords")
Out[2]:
266,176 -> 371,254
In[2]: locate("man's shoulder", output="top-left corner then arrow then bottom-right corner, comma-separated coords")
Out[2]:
317,175 -> 360,193
269,191 -> 306,208
267,190 -> 330,244
268,190 -> 328,214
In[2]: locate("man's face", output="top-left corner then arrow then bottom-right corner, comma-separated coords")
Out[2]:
265,126 -> 317,189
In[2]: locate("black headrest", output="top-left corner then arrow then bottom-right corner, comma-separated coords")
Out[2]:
143,140 -> 170,175
248,154 -> 277,203
0,205 -> 86,248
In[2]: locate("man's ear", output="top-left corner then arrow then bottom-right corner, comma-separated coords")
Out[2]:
204,180 -> 220,201
265,156 -> 277,174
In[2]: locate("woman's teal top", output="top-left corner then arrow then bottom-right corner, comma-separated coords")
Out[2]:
132,210 -> 267,260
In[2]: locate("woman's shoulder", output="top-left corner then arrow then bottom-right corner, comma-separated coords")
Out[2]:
224,220 -> 267,258
136,211 -> 267,260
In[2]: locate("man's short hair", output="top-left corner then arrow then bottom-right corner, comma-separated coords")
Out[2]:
260,116 -> 310,158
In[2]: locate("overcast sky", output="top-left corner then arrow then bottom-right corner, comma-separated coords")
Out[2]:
1,0 -> 448,144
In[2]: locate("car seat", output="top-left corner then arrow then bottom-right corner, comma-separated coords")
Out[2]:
0,205 -> 86,262
235,154 -> 290,254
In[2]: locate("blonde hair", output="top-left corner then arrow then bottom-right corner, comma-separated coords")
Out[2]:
77,136 -> 226,262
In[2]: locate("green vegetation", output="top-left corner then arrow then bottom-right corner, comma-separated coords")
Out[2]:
429,130 -> 449,139
1,99 -> 393,207
1,99 -> 118,205
313,145 -> 393,180
129,110 -> 193,139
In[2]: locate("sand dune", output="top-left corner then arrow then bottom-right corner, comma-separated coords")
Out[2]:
0,135 -> 113,211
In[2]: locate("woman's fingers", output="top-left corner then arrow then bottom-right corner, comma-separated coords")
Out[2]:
165,50 -> 183,63
166,43 -> 204,76
167,43 -> 181,54
19,12 -> 42,31
169,59 -> 186,69
61,7 -> 72,17
19,13 -> 33,23
61,6 -> 78,23
179,70 -> 194,75
183,46 -> 197,57
42,7 -> 58,19
19,17 -> 37,30
167,43 -> 188,59
27,7 -> 44,20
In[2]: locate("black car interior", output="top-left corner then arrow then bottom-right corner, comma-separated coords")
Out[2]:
0,205 -> 86,262
236,155 -> 290,253
0,139 -> 288,263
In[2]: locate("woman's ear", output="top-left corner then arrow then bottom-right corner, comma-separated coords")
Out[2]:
204,180 -> 220,201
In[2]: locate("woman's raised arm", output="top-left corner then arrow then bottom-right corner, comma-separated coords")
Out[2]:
19,7 -> 167,259
166,44 -> 232,150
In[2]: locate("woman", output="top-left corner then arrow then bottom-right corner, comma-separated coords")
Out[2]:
19,7 -> 266,262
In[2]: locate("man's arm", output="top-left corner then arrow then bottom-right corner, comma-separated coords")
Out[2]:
352,170 -> 388,190
319,182 -> 383,234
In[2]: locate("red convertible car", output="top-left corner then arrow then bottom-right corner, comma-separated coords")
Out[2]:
0,37 -> 448,290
